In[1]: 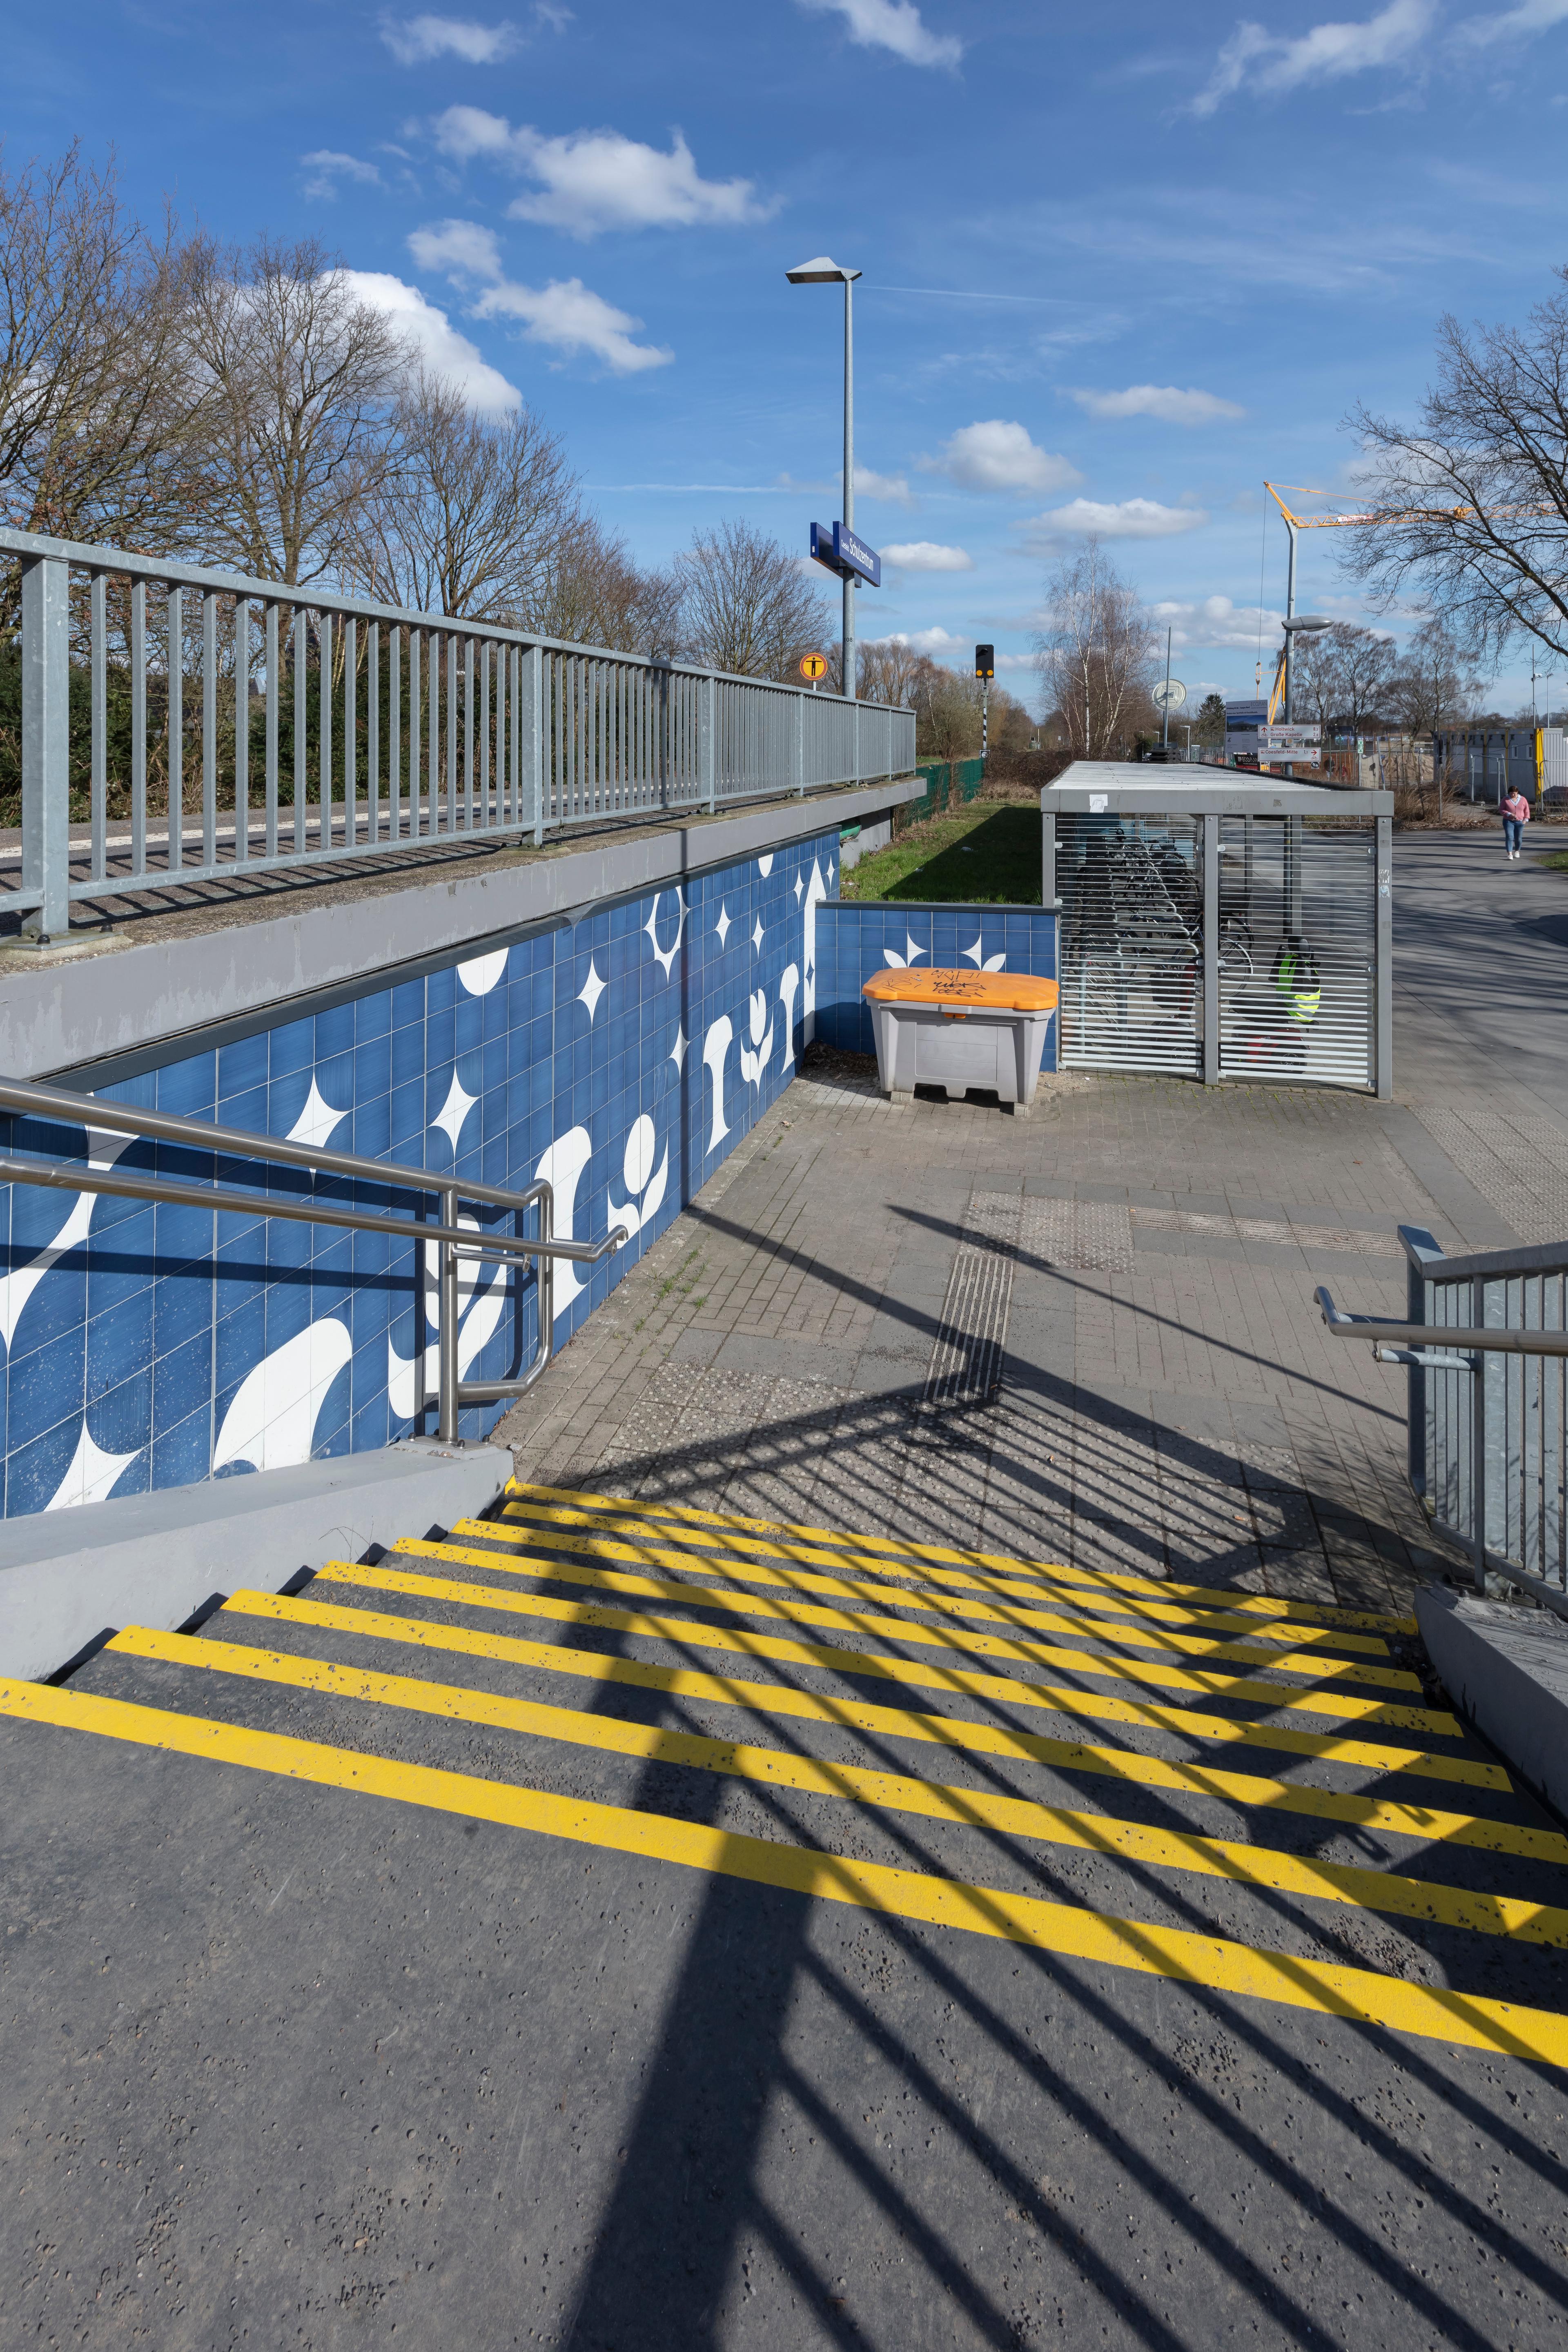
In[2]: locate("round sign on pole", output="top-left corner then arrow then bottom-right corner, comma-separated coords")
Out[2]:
1152,678 -> 1187,711
799,653 -> 827,682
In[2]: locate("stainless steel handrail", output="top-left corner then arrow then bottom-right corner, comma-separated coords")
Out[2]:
1316,1288 -> 1568,1359
0,1074 -> 620,1446
1318,1250 -> 1568,1620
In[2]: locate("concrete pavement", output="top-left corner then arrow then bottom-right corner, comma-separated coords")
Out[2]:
6,826 -> 1568,2350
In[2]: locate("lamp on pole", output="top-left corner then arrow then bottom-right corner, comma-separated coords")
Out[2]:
1280,614 -> 1330,776
786,256 -> 862,702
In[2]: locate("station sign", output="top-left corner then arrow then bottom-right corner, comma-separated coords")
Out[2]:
1257,726 -> 1321,755
809,521 -> 881,588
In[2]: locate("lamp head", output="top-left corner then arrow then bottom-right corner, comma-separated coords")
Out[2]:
785,256 -> 862,283
1281,616 -> 1332,633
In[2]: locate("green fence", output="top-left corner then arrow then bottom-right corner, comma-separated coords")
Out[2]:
897,757 -> 988,827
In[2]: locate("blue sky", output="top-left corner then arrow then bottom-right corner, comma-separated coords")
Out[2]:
9,0 -> 1568,713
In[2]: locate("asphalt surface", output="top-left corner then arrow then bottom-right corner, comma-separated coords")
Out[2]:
1394,822 -> 1568,1120
6,825 -> 1568,2352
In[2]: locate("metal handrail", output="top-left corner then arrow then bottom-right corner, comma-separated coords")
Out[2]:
0,523 -> 869,692
2,523 -> 916,937
1318,1232 -> 1568,1621
1316,1289 -> 1568,1359
0,1073 -> 620,1446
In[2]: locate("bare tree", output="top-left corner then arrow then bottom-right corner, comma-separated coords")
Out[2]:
528,509 -> 683,653
183,235 -> 411,586
346,370 -> 578,620
1033,539 -> 1156,759
1293,621 -> 1398,739
1388,616 -> 1479,740
913,664 -> 984,763
1345,270 -> 1568,668
856,637 -> 925,706
0,143 -> 199,612
679,518 -> 828,680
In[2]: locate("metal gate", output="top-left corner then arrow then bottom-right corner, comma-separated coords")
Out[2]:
1057,813 -> 1203,1076
1215,817 -> 1374,1089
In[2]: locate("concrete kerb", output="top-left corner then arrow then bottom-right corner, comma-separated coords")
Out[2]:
1414,1580 -> 1568,1824
0,1439 -> 511,1682
3,780 -> 923,1084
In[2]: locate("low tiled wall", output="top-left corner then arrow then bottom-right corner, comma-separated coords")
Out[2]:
0,828 -> 846,1518
813,901 -> 1058,1059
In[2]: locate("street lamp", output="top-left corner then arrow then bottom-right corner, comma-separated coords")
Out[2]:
786,255 -> 862,703
1279,614 -> 1330,777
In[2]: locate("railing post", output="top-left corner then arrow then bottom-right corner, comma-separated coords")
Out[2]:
1399,1225 -> 1443,1505
1374,811 -> 1392,1100
1201,812 -> 1219,1085
20,552 -> 71,942
702,675 -> 716,814
1471,1271 -> 1489,1590
524,642 -> 543,846
439,1183 -> 461,1445
795,692 -> 805,798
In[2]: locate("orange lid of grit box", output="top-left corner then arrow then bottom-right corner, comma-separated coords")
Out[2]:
862,968 -> 1059,1013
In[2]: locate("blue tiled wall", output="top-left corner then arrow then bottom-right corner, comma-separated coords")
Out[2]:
814,901 -> 1058,1058
0,830 -> 846,1519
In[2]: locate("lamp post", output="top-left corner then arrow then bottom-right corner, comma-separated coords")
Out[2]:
1280,613 -> 1330,775
786,256 -> 862,702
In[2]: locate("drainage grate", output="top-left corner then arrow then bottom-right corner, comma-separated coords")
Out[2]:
921,1192 -> 1021,1408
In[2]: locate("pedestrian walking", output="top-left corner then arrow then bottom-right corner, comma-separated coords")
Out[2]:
1502,785 -> 1531,860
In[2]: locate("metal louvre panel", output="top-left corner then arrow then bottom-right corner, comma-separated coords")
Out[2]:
1216,818 -> 1374,1090
1057,813 -> 1203,1076
1421,1261 -> 1568,1604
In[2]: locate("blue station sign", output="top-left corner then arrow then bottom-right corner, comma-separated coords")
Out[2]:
809,521 -> 881,588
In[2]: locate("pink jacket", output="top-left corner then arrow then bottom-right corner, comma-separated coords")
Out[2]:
1503,791 -> 1531,823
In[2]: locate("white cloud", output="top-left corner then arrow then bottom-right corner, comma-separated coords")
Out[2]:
301,151 -> 383,198
431,109 -> 771,237
408,218 -> 505,279
478,278 -> 671,373
340,270 -> 521,413
869,626 -> 969,655
1067,383 -> 1245,424
1149,595 -> 1283,651
923,420 -> 1082,495
1460,0 -> 1568,40
882,541 -> 973,572
796,0 -> 962,67
1025,498 -> 1209,541
408,220 -> 671,374
381,13 -> 520,62
856,466 -> 914,505
773,466 -> 914,505
1193,0 -> 1433,113
993,652 -> 1037,674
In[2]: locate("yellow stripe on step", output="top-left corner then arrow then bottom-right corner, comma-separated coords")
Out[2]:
309,1566 -> 1533,1849
505,1479 -> 1416,1635
486,1505 -> 1391,1658
234,1588 -> 1488,1785
105,1625 -> 1568,1948
394,1536 -> 1421,1695
336,1559 -> 1447,1728
0,1675 -> 1559,2067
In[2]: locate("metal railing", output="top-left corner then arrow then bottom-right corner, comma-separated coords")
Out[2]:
1318,1226 -> 1568,1619
2,526 -> 916,940
0,1074 -> 620,1446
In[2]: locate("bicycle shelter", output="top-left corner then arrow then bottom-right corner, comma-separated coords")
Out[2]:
1041,767 -> 1393,1097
